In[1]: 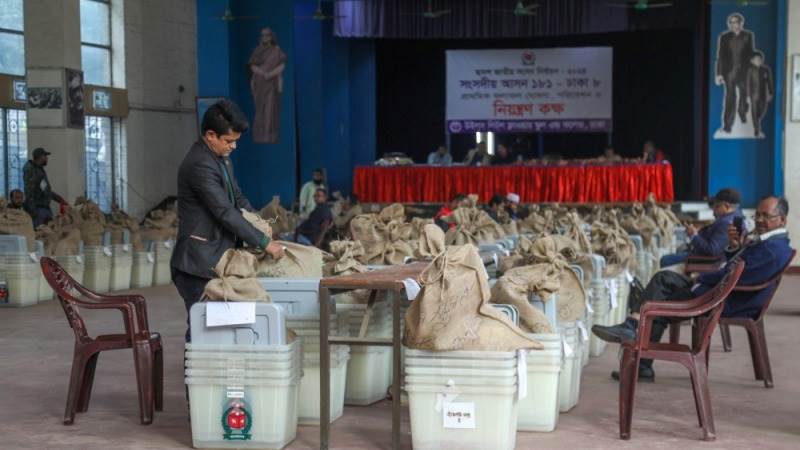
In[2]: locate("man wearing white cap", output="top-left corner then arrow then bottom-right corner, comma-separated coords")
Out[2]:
505,192 -> 522,220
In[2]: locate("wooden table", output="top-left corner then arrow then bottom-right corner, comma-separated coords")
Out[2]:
318,262 -> 428,450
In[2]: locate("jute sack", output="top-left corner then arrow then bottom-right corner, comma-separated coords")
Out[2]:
140,209 -> 178,242
109,205 -> 145,251
409,217 -> 434,241
444,207 -> 506,246
403,224 -> 542,352
491,264 -> 557,333
621,203 -> 660,250
323,240 -> 369,304
0,199 -> 37,252
563,211 -> 592,254
349,205 -> 414,265
73,198 -> 106,246
518,207 -> 555,234
202,249 -> 270,301
256,240 -> 324,277
591,224 -> 635,278
528,236 -> 587,322
242,209 -> 274,241
257,198 -> 288,235
645,193 -> 677,248
38,213 -> 82,257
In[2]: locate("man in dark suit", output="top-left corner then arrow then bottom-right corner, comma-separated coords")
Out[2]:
593,196 -> 792,381
715,13 -> 756,133
171,99 -> 284,340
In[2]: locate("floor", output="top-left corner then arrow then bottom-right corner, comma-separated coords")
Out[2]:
1,278 -> 799,450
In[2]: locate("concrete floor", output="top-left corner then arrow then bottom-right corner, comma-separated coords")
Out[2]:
1,279 -> 799,450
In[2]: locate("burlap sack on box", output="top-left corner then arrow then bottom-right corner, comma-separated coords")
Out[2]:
324,240 -> 370,304
257,198 -> 288,236
256,240 -> 324,277
518,207 -> 555,234
491,264 -> 557,333
591,223 -> 635,278
0,198 -> 37,252
444,206 -> 506,246
409,217 -> 434,241
140,209 -> 178,242
72,199 -> 107,246
403,224 -> 542,352
563,211 -> 592,254
203,249 -> 270,301
349,204 -> 414,265
110,205 -> 145,251
621,203 -> 660,250
38,212 -> 82,257
646,193 -> 678,248
242,209 -> 274,241
528,235 -> 587,322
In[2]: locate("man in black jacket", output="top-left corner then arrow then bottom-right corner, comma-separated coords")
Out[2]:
715,13 -> 756,133
23,147 -> 66,227
171,99 -> 284,340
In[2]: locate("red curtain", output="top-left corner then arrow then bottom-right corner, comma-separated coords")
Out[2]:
353,163 -> 674,203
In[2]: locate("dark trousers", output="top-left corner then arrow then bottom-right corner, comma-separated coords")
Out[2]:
750,95 -> 767,135
31,206 -> 53,228
171,268 -> 210,342
629,270 -> 694,369
723,75 -> 748,130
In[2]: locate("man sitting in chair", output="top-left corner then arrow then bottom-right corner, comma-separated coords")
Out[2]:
660,188 -> 745,268
593,196 -> 792,382
295,188 -> 332,247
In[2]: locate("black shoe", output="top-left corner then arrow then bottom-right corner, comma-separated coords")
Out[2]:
592,318 -> 638,344
611,365 -> 655,383
722,126 -> 732,133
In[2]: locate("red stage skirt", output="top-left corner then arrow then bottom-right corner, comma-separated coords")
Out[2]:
353,163 -> 674,203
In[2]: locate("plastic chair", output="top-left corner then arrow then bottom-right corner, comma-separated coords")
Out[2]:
683,254 -> 725,276
619,260 -> 744,441
40,256 -> 163,425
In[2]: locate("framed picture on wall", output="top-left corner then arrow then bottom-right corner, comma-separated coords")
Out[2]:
12,79 -> 26,103
792,54 -> 800,122
65,68 -> 85,129
196,97 -> 225,135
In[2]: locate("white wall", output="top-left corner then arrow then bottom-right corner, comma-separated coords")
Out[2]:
123,0 -> 197,217
784,0 -> 800,266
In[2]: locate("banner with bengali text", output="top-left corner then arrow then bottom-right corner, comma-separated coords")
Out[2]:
445,47 -> 613,133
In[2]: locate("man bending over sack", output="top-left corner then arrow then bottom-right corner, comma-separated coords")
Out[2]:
592,196 -> 792,382
171,99 -> 284,341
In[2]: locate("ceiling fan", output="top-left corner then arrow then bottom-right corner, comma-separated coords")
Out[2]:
213,1 -> 259,22
606,0 -> 674,10
295,0 -> 348,21
403,0 -> 452,19
708,0 -> 769,6
490,1 -> 541,17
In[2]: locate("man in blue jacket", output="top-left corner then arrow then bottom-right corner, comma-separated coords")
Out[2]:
593,195 -> 792,381
660,188 -> 744,267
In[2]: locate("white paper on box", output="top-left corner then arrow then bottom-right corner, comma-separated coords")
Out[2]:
226,391 -> 244,399
443,402 -> 476,429
29,252 -> 39,262
577,321 -> 589,342
516,349 -> 528,400
205,302 -> 256,327
76,255 -> 84,264
164,240 -> 174,249
625,270 -> 634,283
103,246 -> 112,257
492,252 -> 499,268
146,252 -> 155,263
122,244 -> 131,252
563,339 -> 574,357
402,278 -> 421,300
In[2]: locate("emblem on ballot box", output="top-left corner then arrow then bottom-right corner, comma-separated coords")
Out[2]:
222,398 -> 252,441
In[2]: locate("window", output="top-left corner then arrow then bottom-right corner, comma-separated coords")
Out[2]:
0,0 -> 25,76
80,0 -> 111,86
81,0 -> 125,211
0,108 -> 28,195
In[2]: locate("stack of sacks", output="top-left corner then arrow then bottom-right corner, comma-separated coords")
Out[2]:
258,197 -> 298,237
404,224 -> 541,352
202,249 -> 270,301
445,195 -> 506,246
590,222 -> 635,279
140,207 -> 178,242
0,198 -> 36,252
243,210 -> 326,278
349,203 -> 414,265
73,197 -> 106,246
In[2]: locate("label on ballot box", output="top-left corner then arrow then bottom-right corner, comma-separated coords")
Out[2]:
443,402 -> 476,429
206,302 -> 256,327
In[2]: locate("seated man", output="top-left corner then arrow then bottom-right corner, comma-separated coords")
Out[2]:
491,144 -> 519,165
486,194 -> 506,223
8,189 -> 25,210
660,188 -> 745,267
427,145 -> 452,166
435,193 -> 467,231
599,146 -> 622,162
592,195 -> 792,382
295,188 -> 333,247
333,194 -> 362,231
505,192 -> 528,220
464,142 -> 490,166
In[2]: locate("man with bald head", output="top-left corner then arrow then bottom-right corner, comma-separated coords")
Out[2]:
593,195 -> 792,381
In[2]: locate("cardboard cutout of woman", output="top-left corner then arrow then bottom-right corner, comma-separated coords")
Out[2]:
249,28 -> 287,144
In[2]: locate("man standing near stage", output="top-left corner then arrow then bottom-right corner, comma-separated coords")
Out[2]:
715,12 -> 755,133
171,99 -> 284,341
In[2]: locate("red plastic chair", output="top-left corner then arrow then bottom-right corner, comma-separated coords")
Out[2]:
40,257 -> 163,425
619,260 -> 744,441
683,254 -> 725,276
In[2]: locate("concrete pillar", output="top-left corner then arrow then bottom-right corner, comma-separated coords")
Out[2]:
785,0 -> 800,266
23,0 -> 86,205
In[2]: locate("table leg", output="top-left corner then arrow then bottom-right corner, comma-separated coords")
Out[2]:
320,287 -> 331,450
392,288 -> 402,450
